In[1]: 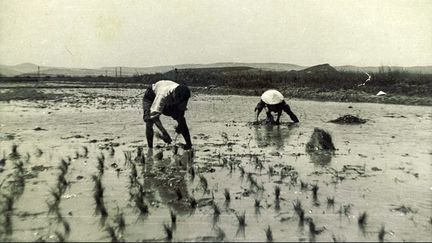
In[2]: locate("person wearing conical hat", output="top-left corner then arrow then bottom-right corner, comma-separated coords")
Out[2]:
254,89 -> 299,124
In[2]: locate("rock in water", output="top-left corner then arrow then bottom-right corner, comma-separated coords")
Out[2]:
306,128 -> 336,152
329,115 -> 366,124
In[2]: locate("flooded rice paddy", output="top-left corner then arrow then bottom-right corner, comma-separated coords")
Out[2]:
0,88 -> 431,242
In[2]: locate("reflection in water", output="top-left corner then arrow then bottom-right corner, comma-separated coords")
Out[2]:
142,149 -> 195,215
308,152 -> 332,166
254,123 -> 296,150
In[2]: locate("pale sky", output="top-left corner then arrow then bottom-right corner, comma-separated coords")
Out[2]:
0,0 -> 431,68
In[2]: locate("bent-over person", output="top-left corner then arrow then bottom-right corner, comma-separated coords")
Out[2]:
255,89 -> 299,124
143,80 -> 192,150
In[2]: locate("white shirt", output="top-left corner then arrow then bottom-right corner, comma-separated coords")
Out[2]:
150,80 -> 179,118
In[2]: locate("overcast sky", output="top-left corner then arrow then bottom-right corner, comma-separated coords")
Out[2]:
0,0 -> 431,68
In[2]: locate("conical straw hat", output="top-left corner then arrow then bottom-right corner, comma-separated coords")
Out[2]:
261,89 -> 284,105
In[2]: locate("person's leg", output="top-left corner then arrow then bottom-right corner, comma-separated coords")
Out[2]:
275,110 -> 282,124
146,120 -> 154,148
266,111 -> 274,123
143,92 -> 154,148
176,116 -> 192,150
282,102 -> 299,123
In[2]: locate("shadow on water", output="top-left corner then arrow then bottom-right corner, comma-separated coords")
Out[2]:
253,122 -> 297,150
142,149 -> 195,216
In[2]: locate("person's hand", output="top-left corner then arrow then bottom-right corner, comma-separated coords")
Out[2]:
162,134 -> 172,144
183,143 -> 192,150
157,132 -> 172,144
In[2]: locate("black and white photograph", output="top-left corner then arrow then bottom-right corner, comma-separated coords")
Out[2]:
0,0 -> 431,242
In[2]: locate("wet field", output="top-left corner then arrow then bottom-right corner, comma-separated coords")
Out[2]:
0,88 -> 431,242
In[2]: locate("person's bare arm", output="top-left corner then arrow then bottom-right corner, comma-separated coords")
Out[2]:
153,116 -> 172,144
255,101 -> 265,122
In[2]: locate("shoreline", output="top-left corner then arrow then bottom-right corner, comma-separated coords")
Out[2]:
1,81 -> 431,106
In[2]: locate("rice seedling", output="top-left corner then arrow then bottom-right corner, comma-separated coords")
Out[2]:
136,146 -> 143,158
54,231 -> 65,242
213,203 -> 221,217
341,204 -> 352,218
59,159 -> 69,175
23,152 -> 31,164
105,225 -> 119,242
214,226 -> 226,241
99,204 -> 109,223
268,165 -> 275,176
248,174 -> 262,191
155,151 -> 163,160
35,148 -> 43,158
358,212 -> 368,227
13,160 -> 25,175
222,157 -> 228,167
235,211 -> 246,227
163,223 -> 173,241
311,184 -> 319,198
62,220 -> 71,237
238,166 -> 245,178
188,166 -> 195,181
130,163 -> 137,180
199,174 -> 208,193
308,218 -> 325,235
265,225 -> 273,242
82,146 -> 89,158
0,156 -> 6,167
275,199 -> 280,212
4,194 -> 14,212
378,225 -> 385,242
275,186 -> 280,200
254,198 -> 262,208
97,154 -> 105,175
92,173 -> 102,186
228,161 -> 234,173
9,144 -> 20,160
124,151 -> 133,167
189,197 -> 197,209
2,194 -> 14,235
331,234 -> 344,243
327,197 -> 335,208
224,188 -> 230,202
47,200 -> 60,215
134,193 -> 149,216
175,187 -> 183,201
4,210 -> 12,235
293,199 -> 305,223
109,146 -> 115,157
300,180 -> 308,191
170,209 -> 177,225
48,188 -> 61,207
114,208 -> 126,235
57,175 -> 69,194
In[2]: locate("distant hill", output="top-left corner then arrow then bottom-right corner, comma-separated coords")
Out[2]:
301,63 -> 338,73
0,62 -> 431,77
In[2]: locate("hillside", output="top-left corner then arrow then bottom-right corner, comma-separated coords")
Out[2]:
1,62 -> 431,77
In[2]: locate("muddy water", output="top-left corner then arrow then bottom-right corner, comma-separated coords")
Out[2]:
0,89 -> 431,242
